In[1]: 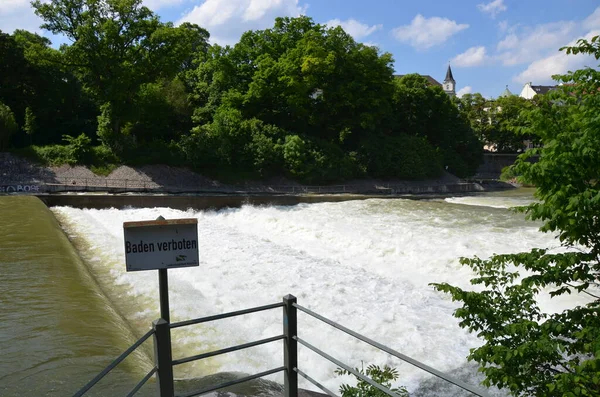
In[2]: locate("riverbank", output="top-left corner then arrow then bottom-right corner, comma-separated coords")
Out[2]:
1,152 -> 515,197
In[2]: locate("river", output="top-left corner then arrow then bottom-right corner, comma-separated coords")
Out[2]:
0,190 -> 588,396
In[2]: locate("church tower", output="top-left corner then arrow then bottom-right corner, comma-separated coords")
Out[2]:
443,64 -> 456,97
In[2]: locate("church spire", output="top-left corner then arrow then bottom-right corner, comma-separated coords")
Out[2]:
443,64 -> 456,97
444,64 -> 455,83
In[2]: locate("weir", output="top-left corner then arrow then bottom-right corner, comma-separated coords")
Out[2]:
33,188 -> 490,211
5,190 -> 558,396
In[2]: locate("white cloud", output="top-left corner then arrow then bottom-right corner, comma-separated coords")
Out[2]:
452,46 -> 487,67
144,0 -> 187,11
362,41 -> 379,48
513,30 -> 600,84
178,0 -> 307,45
496,33 -> 518,51
457,86 -> 473,98
325,18 -> 382,40
498,20 -> 508,32
583,7 -> 600,30
392,14 -> 468,49
496,21 -> 577,66
0,0 -> 30,14
0,0 -> 44,34
477,0 -> 507,19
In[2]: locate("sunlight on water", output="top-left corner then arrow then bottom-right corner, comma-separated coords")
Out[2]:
51,191 -> 590,395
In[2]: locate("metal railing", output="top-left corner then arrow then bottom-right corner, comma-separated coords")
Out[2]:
2,175 -> 479,196
73,329 -> 156,397
293,301 -> 489,397
73,294 -> 489,397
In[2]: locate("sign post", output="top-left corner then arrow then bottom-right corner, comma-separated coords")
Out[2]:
123,216 -> 199,397
123,215 -> 199,320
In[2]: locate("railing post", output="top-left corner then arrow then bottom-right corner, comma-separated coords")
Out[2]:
153,318 -> 174,397
283,294 -> 298,397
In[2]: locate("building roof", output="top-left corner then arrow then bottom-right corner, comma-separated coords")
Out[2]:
530,85 -> 557,95
394,74 -> 442,87
444,65 -> 455,83
499,85 -> 514,97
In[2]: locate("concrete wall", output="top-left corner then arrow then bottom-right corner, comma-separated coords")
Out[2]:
37,194 -> 374,210
474,153 -> 538,180
36,183 -> 484,210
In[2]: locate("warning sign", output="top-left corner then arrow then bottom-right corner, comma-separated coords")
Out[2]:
123,218 -> 199,272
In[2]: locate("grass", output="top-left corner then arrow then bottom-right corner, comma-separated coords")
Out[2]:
89,163 -> 119,176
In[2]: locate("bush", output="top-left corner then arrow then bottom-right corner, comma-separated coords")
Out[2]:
62,133 -> 92,164
336,364 -> 409,397
28,144 -> 73,165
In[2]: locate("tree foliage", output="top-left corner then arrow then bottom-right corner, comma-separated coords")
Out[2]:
3,6 -> 487,181
335,364 -> 408,397
457,93 -> 539,153
0,29 -> 96,147
32,0 -> 208,150
433,36 -> 600,396
180,16 -> 481,182
0,101 -> 18,149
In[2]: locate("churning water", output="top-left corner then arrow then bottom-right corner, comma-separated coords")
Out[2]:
2,190 -> 591,396
46,189 -> 590,396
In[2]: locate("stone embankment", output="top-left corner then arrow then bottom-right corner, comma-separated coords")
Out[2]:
1,152 -> 512,197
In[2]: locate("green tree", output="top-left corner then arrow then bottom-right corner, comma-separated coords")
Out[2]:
0,101 -> 18,149
182,16 -> 395,182
391,75 -> 482,177
0,29 -> 97,147
126,78 -> 194,144
456,93 -> 491,146
487,95 -> 535,153
23,106 -> 36,144
433,36 -> 600,396
32,0 -> 208,150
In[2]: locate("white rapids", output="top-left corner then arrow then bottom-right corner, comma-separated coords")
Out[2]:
51,190 -> 589,395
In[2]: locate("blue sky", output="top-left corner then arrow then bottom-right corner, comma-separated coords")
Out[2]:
1,0 -> 599,98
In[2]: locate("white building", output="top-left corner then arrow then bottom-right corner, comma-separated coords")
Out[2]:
519,82 -> 557,99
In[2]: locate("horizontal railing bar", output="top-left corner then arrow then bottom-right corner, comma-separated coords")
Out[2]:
296,337 -> 397,397
172,335 -> 285,366
296,368 -> 338,397
294,304 -> 489,397
72,329 -> 155,397
175,366 -> 285,397
126,367 -> 157,397
170,302 -> 284,329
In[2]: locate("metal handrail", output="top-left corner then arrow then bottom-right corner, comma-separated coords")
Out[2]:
172,335 -> 285,366
73,295 -> 493,397
170,302 -> 284,329
175,366 -> 286,397
294,303 -> 490,397
126,367 -> 158,397
296,336 -> 398,397
296,368 -> 336,397
72,329 -> 155,397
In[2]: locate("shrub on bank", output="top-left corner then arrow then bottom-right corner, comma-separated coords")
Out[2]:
13,141 -> 121,175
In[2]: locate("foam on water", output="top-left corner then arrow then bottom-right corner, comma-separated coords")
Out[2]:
51,194 -> 591,394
